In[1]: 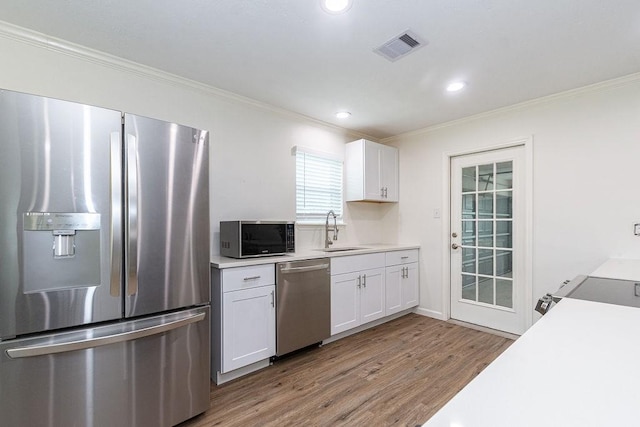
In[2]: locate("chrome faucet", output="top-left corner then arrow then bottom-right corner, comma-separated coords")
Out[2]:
325,210 -> 339,248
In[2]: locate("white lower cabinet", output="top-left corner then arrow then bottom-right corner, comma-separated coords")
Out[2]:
385,250 -> 419,315
222,284 -> 275,372
330,253 -> 386,335
212,248 -> 420,382
212,264 -> 276,377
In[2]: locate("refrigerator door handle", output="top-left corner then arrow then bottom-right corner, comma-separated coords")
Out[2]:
126,134 -> 139,296
6,312 -> 205,359
110,132 -> 122,297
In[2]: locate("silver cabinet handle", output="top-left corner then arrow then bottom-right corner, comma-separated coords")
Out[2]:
6,312 -> 205,359
380,187 -> 384,197
271,290 -> 275,307
110,132 -> 122,297
362,274 -> 367,287
243,275 -> 261,281
384,187 -> 388,198
357,275 -> 361,288
401,256 -> 409,260
126,134 -> 138,296
401,267 -> 405,279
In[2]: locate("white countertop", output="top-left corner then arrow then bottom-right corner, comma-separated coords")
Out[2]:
210,244 -> 420,269
424,258 -> 640,426
590,258 -> 640,281
423,297 -> 640,426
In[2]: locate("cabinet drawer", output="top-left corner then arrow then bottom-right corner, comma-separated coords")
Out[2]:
385,249 -> 418,266
222,264 -> 275,292
331,252 -> 386,275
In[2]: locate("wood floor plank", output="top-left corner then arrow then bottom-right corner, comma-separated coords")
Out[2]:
179,313 -> 512,427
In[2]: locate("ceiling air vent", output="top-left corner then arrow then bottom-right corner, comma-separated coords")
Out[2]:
374,29 -> 427,62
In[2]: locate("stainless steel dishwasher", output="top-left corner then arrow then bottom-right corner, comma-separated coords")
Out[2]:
276,258 -> 331,356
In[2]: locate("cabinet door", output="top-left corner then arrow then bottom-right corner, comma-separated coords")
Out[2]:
331,272 -> 360,335
222,285 -> 275,373
363,140 -> 383,201
380,144 -> 398,202
360,267 -> 385,324
402,263 -> 419,309
385,266 -> 403,316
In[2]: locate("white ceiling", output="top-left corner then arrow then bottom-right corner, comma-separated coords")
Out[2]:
1,0 -> 639,139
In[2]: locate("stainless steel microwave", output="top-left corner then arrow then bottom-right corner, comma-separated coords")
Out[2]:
220,221 -> 295,258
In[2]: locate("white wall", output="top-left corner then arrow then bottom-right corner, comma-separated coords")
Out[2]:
5,24 -> 639,329
0,25 -> 386,254
384,77 -> 640,322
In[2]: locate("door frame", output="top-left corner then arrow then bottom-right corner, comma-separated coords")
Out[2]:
441,136 -> 534,333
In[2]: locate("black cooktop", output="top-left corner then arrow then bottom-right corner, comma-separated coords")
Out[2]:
562,276 -> 640,308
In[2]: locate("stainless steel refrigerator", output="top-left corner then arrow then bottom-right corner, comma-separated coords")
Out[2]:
0,89 -> 211,427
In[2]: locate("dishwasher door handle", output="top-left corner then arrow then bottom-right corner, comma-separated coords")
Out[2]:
280,263 -> 330,274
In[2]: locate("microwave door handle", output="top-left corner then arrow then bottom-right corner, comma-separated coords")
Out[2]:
126,134 -> 138,296
110,132 -> 122,297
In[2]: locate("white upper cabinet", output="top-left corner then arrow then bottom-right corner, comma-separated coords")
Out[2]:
345,139 -> 399,202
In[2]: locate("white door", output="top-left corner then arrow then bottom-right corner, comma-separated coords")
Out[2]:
380,144 -> 398,201
450,146 -> 527,335
331,272 -> 360,335
222,285 -> 275,372
364,141 -> 383,200
359,267 -> 385,323
401,263 -> 419,309
385,266 -> 403,315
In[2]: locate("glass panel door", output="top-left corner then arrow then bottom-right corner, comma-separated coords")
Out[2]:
460,161 -> 513,309
450,146 -> 527,335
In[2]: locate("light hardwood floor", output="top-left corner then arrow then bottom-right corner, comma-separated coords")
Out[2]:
181,313 -> 513,427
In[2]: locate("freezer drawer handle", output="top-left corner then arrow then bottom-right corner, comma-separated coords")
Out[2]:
5,312 -> 205,359
279,264 -> 330,274
635,283 -> 640,297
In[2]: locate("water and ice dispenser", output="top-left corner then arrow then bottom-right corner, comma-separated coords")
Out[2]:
22,212 -> 101,293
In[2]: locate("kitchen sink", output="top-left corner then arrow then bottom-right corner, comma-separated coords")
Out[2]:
315,246 -> 369,252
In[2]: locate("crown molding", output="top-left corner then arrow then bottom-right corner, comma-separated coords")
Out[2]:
381,71 -> 640,144
0,20 -> 374,141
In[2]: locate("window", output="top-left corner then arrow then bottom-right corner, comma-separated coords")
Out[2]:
295,147 -> 343,223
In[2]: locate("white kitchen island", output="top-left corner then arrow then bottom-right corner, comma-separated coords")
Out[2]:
424,296 -> 640,426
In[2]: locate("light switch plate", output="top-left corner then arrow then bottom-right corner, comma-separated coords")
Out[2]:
433,208 -> 441,219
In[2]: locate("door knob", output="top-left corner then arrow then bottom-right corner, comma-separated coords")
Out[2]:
451,243 -> 459,250
451,232 -> 458,238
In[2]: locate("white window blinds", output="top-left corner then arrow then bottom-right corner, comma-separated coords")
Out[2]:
296,149 -> 343,223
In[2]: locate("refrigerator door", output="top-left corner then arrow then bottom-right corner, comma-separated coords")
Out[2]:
0,90 -> 123,339
0,305 -> 211,427
124,114 -> 210,317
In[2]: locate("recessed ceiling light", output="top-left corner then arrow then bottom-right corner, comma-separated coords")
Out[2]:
321,0 -> 353,14
335,111 -> 351,119
446,81 -> 467,92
